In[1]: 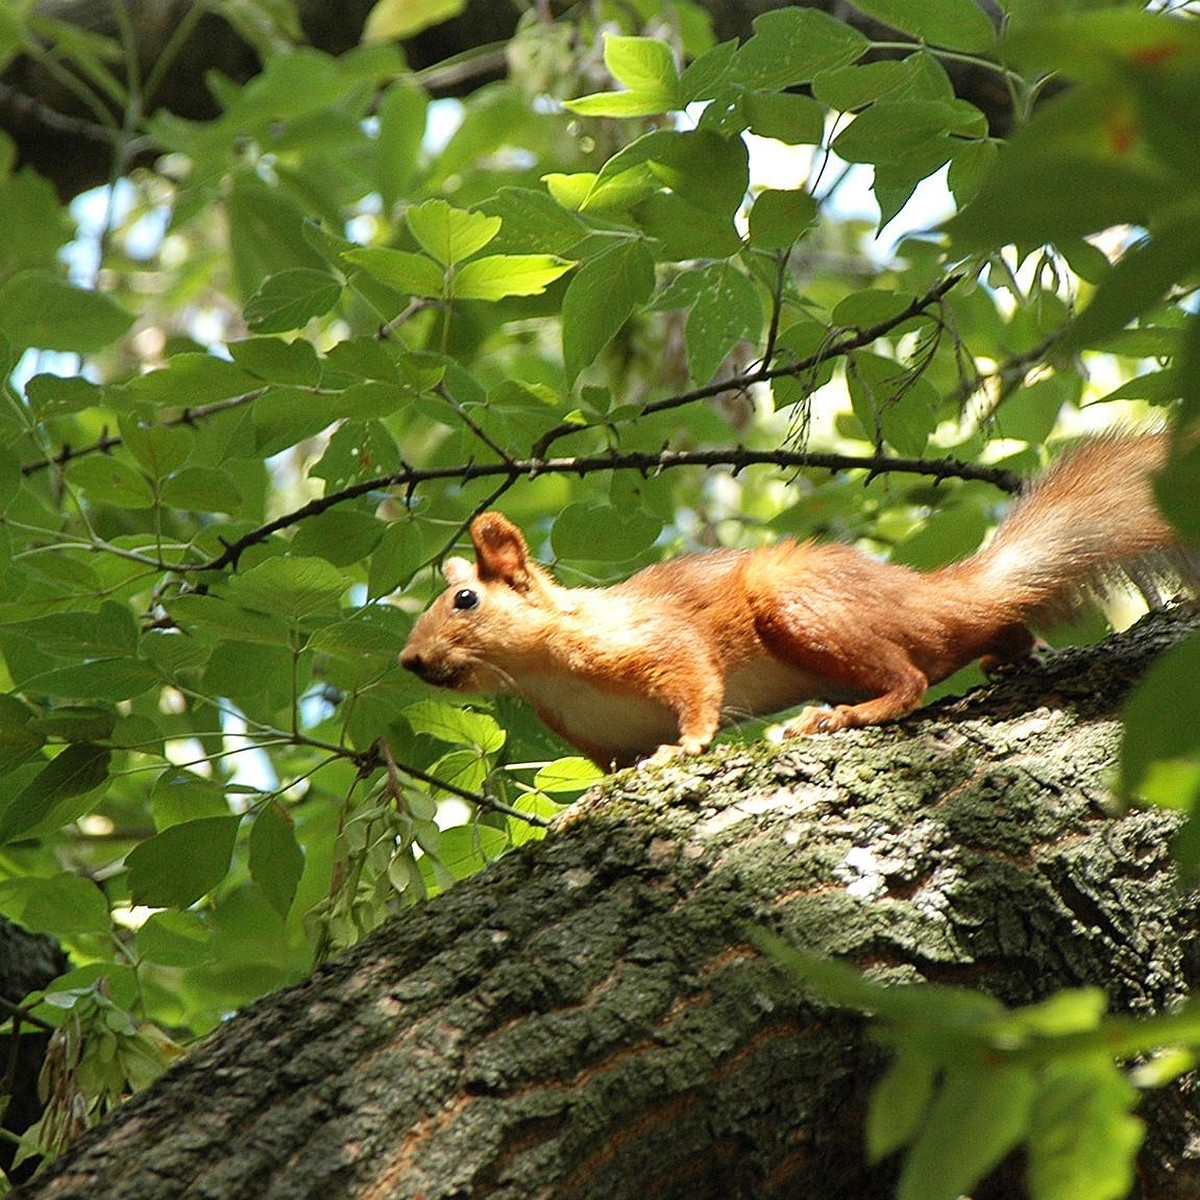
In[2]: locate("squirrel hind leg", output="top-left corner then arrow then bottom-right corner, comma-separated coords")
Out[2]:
977,622 -> 1043,677
783,663 -> 930,736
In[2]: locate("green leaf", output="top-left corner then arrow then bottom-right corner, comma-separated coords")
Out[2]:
2,605 -> 137,659
224,556 -> 349,621
898,1064 -> 1037,1200
533,757 -> 604,794
477,187 -> 589,256
685,266 -> 763,383
452,254 -> 574,300
680,39 -> 738,103
161,466 -> 244,514
427,86 -> 527,187
377,81 -> 428,208
0,269 -> 133,352
119,419 -> 191,479
948,144 -> 1178,251
152,770 -> 231,829
343,247 -> 444,297
1156,425 -> 1200,543
249,804 -> 304,917
252,386 -> 338,456
28,706 -> 115,744
226,175 -> 328,298
290,507 -> 386,566
0,695 -> 43,777
845,0 -> 995,53
405,699 -> 506,753
65,456 -> 155,509
562,239 -> 655,383
749,189 -> 818,250
604,34 -> 679,95
1003,9 -> 1200,82
24,373 -> 103,418
21,659 -> 160,702
734,8 -> 868,90
813,59 -> 920,110
124,352 -> 260,406
743,92 -> 826,145
433,823 -> 509,881
0,871 -> 109,937
866,1046 -> 939,1160
565,89 -> 678,119
0,743 -> 111,844
137,910 -> 212,967
127,815 -> 241,908
551,504 -> 662,561
363,0 -> 465,41
368,520 -> 425,597
309,617 -> 404,689
1121,632 -> 1200,816
167,594 -> 291,646
847,351 -> 936,455
1026,1060 -> 1142,1200
244,268 -> 343,332
141,633 -> 212,681
565,35 -> 681,117
648,129 -> 750,217
406,199 -> 501,266
1061,220 -> 1200,353
833,99 -> 985,165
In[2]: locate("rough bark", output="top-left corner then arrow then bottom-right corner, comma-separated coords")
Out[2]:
1,920 -> 68,1185
18,606 -> 1200,1199
4,0 -> 1014,200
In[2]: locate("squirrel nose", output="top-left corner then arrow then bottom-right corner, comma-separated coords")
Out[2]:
400,649 -> 423,675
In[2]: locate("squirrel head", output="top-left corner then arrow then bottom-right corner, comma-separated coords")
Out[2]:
399,513 -> 559,693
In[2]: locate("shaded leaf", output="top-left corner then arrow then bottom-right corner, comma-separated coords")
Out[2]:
562,239 -> 655,383
0,743 -> 111,844
249,804 -> 304,917
0,270 -> 132,352
127,815 -> 241,908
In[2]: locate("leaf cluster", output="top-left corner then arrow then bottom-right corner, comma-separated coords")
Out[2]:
760,932 -> 1198,1200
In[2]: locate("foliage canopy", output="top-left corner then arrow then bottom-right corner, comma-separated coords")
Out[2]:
1,0 -> 1200,1190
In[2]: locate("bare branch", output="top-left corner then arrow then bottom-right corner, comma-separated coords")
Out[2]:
194,444 -> 1022,572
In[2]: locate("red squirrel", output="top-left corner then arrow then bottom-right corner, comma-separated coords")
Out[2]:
400,434 -> 1185,769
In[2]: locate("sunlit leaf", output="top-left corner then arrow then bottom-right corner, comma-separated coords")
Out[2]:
406,199 -> 501,266
452,254 -> 574,300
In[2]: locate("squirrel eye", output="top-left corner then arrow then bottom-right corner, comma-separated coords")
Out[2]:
452,588 -> 479,611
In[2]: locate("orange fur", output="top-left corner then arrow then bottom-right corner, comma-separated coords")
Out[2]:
400,434 -> 1187,769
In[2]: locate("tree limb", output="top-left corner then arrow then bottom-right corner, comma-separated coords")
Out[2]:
24,607 -> 1200,1200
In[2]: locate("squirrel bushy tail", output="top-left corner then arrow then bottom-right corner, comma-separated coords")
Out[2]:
961,432 -> 1182,625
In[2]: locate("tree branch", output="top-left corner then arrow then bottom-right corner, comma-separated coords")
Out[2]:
532,272 -> 964,458
194,444 -> 1023,572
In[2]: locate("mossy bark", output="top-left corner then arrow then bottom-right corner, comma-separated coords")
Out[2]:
27,610 -> 1200,1200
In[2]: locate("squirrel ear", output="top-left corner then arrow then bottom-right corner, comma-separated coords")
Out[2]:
470,513 -> 532,588
442,557 -> 475,586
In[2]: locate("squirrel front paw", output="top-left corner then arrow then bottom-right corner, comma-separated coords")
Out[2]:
640,736 -> 709,768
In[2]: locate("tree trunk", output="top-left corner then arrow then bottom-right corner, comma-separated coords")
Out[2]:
23,609 -> 1200,1200
1,920 -> 68,1186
